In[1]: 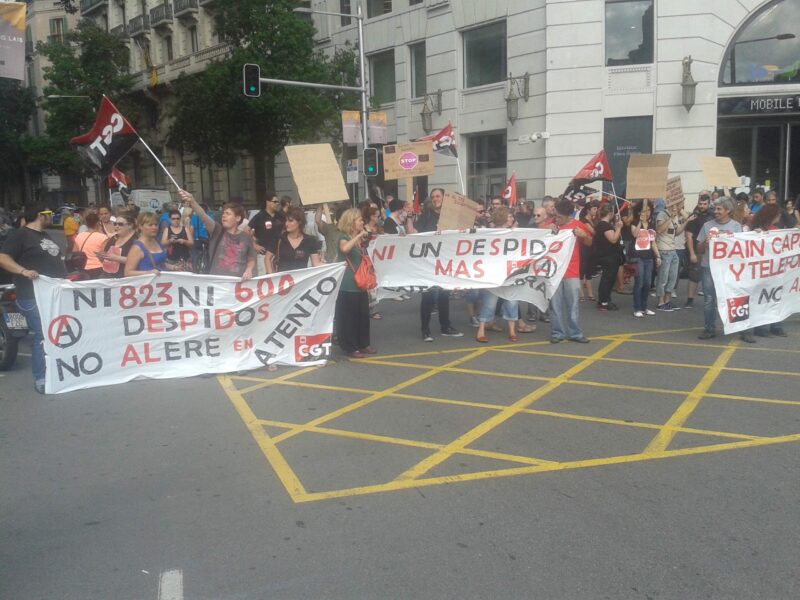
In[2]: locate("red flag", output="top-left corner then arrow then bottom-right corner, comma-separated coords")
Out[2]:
571,150 -> 613,185
502,173 -> 517,207
107,166 -> 130,190
70,96 -> 138,175
419,121 -> 458,158
412,186 -> 421,215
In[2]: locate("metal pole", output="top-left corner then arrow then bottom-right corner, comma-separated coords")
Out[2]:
259,77 -> 363,93
357,3 -> 369,204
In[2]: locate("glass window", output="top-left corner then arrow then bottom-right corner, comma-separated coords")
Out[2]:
48,17 -> 67,45
370,50 -> 396,104
603,116 -> 653,195
410,42 -> 426,98
340,0 -> 352,26
720,0 -> 800,85
367,0 -> 391,19
463,21 -> 506,88
164,36 -> 173,62
409,0 -> 423,5
189,26 -> 199,53
605,0 -> 654,67
467,132 -> 507,203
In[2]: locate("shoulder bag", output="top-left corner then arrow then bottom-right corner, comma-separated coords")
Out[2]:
344,246 -> 377,291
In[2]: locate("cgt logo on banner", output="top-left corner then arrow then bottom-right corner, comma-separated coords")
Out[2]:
32,264 -> 345,394
708,230 -> 800,333
369,229 -> 575,311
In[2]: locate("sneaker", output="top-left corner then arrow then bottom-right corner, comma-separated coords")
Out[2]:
34,380 -> 46,394
431,308 -> 438,316
667,302 -> 681,311
698,329 -> 716,340
469,315 -> 480,327
740,332 -> 756,344
606,302 -> 619,311
645,309 -> 656,316
422,330 -> 433,342
683,299 -> 694,309
598,303 -> 609,312
569,337 -> 590,344
698,291 -> 705,296
657,303 -> 674,312
633,311 -> 644,318
441,326 -> 464,337
549,337 -> 563,344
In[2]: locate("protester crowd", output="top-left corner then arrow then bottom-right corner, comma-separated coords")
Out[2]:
1,184 -> 797,394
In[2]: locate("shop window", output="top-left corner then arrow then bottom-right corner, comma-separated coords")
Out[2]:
603,116 -> 653,196
463,21 -> 506,88
467,132 -> 507,204
720,0 -> 800,85
605,0 -> 654,67
370,50 -> 396,104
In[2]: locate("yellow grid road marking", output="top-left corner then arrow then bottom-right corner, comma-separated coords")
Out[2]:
624,337 -> 800,354
644,341 -> 740,454
395,337 -> 631,481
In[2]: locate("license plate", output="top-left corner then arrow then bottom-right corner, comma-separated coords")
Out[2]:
3,312 -> 27,329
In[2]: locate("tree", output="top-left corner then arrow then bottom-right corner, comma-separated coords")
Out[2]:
28,19 -> 138,183
168,0 -> 360,200
0,80 -> 36,207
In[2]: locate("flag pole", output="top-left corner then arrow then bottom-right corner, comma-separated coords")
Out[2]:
455,155 -> 466,195
609,181 -> 621,214
137,136 -> 182,191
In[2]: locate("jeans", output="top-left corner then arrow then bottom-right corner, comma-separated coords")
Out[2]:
421,287 -> 451,332
596,254 -> 620,304
701,267 -> 718,332
633,259 -> 654,312
656,250 -> 679,299
16,298 -> 45,384
550,278 -> 584,340
477,290 -> 519,322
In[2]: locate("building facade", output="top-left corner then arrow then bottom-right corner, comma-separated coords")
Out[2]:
302,0 -> 800,205
24,0 -> 800,207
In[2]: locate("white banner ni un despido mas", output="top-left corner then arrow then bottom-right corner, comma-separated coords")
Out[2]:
33,263 -> 345,394
708,229 -> 800,334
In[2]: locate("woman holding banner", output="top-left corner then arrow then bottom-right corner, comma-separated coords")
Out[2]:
125,213 -> 167,276
335,209 -> 374,359
265,208 -> 322,274
629,201 -> 660,317
96,210 -> 137,278
593,204 -> 623,311
751,204 -> 787,338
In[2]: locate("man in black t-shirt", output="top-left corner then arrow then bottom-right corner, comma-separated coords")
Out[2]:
245,191 -> 284,273
683,192 -> 712,308
0,204 -> 67,394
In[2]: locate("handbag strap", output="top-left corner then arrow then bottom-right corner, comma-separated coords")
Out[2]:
342,238 -> 364,274
274,237 -> 282,271
78,231 -> 98,253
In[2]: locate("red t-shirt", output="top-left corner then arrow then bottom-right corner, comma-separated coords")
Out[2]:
558,219 -> 590,279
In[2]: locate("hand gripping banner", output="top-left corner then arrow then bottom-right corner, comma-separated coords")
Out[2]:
33,263 -> 345,394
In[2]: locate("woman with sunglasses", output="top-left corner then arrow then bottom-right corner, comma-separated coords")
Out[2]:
125,213 -> 167,276
264,207 -> 321,274
96,210 -> 138,278
161,209 -> 194,271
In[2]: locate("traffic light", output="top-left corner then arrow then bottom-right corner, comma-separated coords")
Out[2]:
363,147 -> 379,177
243,63 -> 261,98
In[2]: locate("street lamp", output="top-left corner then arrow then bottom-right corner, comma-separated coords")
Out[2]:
729,33 -> 796,84
681,56 -> 697,112
293,5 -> 369,167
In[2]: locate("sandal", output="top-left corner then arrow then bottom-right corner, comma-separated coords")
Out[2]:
371,312 -> 383,320
508,335 -> 519,342
476,336 -> 489,343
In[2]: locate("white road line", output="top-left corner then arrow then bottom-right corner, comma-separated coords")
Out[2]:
158,570 -> 183,600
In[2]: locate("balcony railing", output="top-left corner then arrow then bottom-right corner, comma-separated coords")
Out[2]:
150,4 -> 173,27
174,0 -> 198,18
128,14 -> 150,37
198,0 -> 216,7
79,0 -> 108,15
110,24 -> 129,40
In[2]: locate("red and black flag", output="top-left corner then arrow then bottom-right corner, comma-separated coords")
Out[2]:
419,121 -> 458,158
563,184 -> 598,205
570,149 -> 613,186
70,96 -> 138,175
107,166 -> 130,190
501,173 -> 517,207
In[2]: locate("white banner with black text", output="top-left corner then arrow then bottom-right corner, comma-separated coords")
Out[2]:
33,264 -> 345,394
708,229 -> 800,334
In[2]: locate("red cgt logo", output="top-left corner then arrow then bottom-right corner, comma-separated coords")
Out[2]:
726,296 -> 750,323
294,334 -> 332,362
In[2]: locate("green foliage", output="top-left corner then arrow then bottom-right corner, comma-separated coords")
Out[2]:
32,19 -> 137,177
0,80 -> 36,186
168,0 -> 361,196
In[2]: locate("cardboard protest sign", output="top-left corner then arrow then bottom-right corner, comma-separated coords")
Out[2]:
438,191 -> 481,231
382,141 -> 434,180
369,229 -> 575,311
707,230 -> 800,334
33,264 -> 345,393
665,175 -> 685,207
626,154 -> 671,199
699,156 -> 740,188
285,144 -> 349,206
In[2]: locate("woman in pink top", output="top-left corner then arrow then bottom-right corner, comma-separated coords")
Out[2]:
72,212 -> 108,279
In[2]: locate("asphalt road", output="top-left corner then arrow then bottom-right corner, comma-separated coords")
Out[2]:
2,268 -> 799,599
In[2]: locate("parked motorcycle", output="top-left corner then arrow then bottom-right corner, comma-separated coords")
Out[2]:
0,284 -> 28,370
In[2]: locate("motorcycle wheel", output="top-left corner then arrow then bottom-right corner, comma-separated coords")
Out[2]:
0,320 -> 19,370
